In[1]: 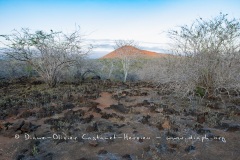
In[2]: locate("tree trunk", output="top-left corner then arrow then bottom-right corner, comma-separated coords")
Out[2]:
123,71 -> 128,82
108,62 -> 113,79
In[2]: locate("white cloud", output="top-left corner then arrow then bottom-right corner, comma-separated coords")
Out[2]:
87,38 -> 171,59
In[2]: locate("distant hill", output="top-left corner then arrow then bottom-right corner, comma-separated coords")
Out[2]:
100,46 -> 169,59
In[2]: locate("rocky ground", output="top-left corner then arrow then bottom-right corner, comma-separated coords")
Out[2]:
0,79 -> 239,160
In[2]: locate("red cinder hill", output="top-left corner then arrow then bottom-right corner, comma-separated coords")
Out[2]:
101,46 -> 169,59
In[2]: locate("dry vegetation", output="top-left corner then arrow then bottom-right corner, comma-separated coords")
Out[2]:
0,13 -> 239,160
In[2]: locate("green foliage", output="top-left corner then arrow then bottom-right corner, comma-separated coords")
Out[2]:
195,86 -> 206,97
25,64 -> 34,77
32,145 -> 39,156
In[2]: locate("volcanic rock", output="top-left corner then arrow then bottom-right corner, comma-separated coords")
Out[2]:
185,145 -> 196,152
63,103 -> 75,110
108,104 -> 130,114
98,149 -> 108,155
140,115 -> 151,124
122,154 -> 132,160
86,123 -> 98,132
89,141 -> 98,147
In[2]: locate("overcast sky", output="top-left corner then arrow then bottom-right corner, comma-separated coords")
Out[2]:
0,0 -> 240,58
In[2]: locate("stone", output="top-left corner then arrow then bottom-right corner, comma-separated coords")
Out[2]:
89,141 -> 98,147
140,115 -> 151,124
143,146 -> 150,152
43,153 -> 53,160
196,128 -> 211,135
169,143 -> 178,149
162,120 -> 171,129
10,120 -> 25,131
101,113 -> 113,119
12,121 -> 40,133
163,108 -> 178,115
98,149 -> 108,155
86,123 -> 98,132
142,100 -> 150,106
77,158 -> 88,160
227,106 -> 240,115
88,107 -> 101,113
20,121 -> 32,132
206,102 -> 222,109
82,115 -> 94,124
97,121 -> 115,132
156,123 -> 164,130
63,103 -> 75,110
122,154 -> 132,160
185,145 -> 195,152
19,110 -> 35,118
149,106 -> 157,112
3,121 -> 25,138
108,104 -> 130,114
166,131 -> 178,138
155,107 -> 164,113
92,75 -> 101,80
16,154 -> 25,160
197,113 -> 208,124
226,125 -> 240,132
0,123 -> 4,131
217,120 -> 240,132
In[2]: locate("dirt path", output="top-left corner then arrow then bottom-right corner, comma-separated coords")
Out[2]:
93,92 -> 118,109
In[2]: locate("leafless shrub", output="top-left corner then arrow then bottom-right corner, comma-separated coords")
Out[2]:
166,13 -> 240,97
0,28 -> 92,87
98,58 -> 118,80
114,40 -> 140,82
0,58 -> 25,79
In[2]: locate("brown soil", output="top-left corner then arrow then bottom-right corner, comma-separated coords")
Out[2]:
0,80 -> 239,160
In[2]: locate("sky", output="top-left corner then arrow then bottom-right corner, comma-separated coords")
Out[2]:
0,0 -> 240,58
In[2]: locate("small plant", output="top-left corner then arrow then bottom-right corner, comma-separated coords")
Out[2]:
195,86 -> 206,97
32,145 -> 39,156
